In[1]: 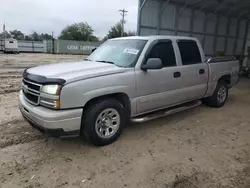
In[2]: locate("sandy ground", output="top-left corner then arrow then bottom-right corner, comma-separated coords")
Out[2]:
0,53 -> 250,188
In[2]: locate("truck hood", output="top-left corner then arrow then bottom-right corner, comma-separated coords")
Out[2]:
26,61 -> 127,83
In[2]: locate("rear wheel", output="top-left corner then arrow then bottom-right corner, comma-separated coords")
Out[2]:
203,80 -> 228,108
81,98 -> 126,146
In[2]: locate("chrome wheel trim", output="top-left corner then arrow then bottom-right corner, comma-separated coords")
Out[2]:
95,108 -> 120,139
217,86 -> 227,103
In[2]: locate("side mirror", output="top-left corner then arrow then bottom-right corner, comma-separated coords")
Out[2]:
91,48 -> 97,53
141,58 -> 163,71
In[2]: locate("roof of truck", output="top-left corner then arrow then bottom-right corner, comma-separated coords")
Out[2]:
111,35 -> 198,41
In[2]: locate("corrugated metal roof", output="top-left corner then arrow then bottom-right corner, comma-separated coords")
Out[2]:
160,0 -> 250,19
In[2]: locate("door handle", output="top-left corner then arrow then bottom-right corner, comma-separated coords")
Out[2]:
199,69 -> 205,74
173,72 -> 181,78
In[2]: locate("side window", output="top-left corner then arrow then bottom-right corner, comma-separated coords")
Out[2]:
147,42 -> 176,67
177,41 -> 202,65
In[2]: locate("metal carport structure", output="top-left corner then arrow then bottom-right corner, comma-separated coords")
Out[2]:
137,0 -> 250,57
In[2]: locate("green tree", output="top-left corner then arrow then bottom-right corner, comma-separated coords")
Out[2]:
105,22 -> 123,39
40,33 -> 53,40
126,31 -> 136,36
104,22 -> 136,40
24,32 -> 53,41
9,30 -> 25,40
0,32 -> 11,39
2,30 -> 53,41
59,22 -> 98,41
30,32 -> 40,41
24,35 -> 32,41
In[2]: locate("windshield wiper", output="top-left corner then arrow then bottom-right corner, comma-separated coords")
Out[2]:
96,60 -> 115,65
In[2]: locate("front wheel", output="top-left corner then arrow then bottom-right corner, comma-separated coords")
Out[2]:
81,99 -> 126,146
203,80 -> 228,108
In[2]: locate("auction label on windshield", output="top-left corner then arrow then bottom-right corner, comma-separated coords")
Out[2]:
124,48 -> 139,55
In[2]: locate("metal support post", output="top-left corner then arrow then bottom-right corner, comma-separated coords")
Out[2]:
224,17 -> 231,55
32,41 -> 34,53
241,20 -> 249,57
233,19 -> 241,56
237,12 -> 245,20
202,12 -> 207,49
140,0 -> 148,10
207,0 -> 228,21
179,2 -> 188,16
137,0 -> 148,36
157,0 -> 170,34
194,2 -> 207,17
174,5 -> 180,36
189,9 -> 195,36
213,15 -> 219,56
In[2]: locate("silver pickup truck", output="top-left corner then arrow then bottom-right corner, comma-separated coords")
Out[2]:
19,36 -> 239,146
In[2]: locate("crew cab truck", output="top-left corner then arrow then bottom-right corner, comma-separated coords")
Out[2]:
19,36 -> 239,146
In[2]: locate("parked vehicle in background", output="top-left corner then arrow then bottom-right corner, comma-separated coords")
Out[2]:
19,36 -> 240,146
0,38 -> 19,53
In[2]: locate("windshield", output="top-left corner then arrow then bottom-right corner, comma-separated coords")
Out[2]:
87,39 -> 147,67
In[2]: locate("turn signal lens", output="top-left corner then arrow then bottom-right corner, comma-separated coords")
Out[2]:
40,98 -> 60,109
55,100 -> 60,109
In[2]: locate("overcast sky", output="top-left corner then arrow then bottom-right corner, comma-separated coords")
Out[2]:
0,0 -> 138,38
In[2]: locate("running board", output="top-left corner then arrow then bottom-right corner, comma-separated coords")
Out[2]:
130,100 -> 201,123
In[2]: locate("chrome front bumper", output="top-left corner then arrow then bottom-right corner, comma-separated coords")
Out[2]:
19,91 -> 83,137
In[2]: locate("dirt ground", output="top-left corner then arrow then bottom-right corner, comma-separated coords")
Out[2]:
0,53 -> 250,188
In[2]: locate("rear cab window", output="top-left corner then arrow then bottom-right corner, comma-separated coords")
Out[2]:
177,40 -> 202,65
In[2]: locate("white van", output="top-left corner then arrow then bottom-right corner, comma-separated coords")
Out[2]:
3,38 -> 19,53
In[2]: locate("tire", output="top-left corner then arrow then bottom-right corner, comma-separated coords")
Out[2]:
203,80 -> 228,108
81,98 -> 126,146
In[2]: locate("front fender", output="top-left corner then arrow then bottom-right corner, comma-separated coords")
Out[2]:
59,71 -> 136,109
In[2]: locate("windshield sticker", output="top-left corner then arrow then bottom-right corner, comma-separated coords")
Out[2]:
124,48 -> 139,55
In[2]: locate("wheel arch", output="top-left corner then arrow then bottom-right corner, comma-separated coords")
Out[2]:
218,74 -> 231,86
80,93 -> 130,140
83,92 -> 131,117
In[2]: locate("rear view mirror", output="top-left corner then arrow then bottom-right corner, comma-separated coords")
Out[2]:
141,58 -> 163,71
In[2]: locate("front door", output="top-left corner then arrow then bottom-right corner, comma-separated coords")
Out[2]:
135,40 -> 183,114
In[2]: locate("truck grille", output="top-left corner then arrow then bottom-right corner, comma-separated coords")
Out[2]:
22,79 -> 42,105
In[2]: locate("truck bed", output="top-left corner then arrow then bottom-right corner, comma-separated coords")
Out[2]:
205,57 -> 239,97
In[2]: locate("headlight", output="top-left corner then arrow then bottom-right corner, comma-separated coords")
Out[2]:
41,85 -> 62,95
40,85 -> 62,109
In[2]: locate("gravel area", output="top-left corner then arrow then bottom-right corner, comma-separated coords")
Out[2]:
0,53 -> 249,188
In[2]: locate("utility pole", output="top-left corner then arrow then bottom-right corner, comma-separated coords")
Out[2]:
119,9 -> 128,37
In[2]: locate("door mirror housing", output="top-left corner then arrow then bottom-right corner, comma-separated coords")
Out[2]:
141,58 -> 163,71
91,48 -> 97,53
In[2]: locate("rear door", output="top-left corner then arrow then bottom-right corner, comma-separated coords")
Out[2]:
176,40 -> 209,101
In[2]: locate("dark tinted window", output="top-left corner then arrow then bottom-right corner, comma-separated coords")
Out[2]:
177,41 -> 202,65
147,41 -> 176,67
